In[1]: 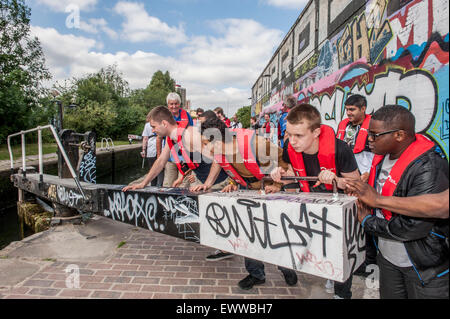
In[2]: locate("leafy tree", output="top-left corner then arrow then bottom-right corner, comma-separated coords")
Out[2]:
0,0 -> 51,143
64,100 -> 117,138
73,64 -> 130,106
133,70 -> 176,109
236,105 -> 251,128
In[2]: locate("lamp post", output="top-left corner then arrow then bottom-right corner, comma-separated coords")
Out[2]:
53,100 -> 78,133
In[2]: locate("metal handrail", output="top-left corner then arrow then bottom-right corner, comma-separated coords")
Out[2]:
100,137 -> 114,151
7,125 -> 87,200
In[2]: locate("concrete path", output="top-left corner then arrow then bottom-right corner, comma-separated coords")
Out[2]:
0,215 -> 380,299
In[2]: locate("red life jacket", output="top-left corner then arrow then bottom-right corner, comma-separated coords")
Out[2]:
166,127 -> 199,176
337,115 -> 371,154
287,125 -> 337,192
224,118 -> 231,128
265,122 -> 271,134
176,109 -> 191,129
368,134 -> 435,221
214,129 -> 265,187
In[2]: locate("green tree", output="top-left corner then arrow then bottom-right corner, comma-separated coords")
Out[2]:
59,65 -> 135,139
132,70 -> 175,109
0,0 -> 51,143
236,105 -> 251,128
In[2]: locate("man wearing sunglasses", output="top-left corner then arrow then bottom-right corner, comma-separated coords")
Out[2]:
358,105 -> 449,299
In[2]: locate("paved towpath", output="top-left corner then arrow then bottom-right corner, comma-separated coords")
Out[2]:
0,215 -> 379,299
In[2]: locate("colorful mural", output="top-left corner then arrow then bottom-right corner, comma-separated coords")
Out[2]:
252,0 -> 449,159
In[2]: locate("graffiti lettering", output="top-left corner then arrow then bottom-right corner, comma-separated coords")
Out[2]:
104,192 -> 158,230
79,151 -> 96,184
205,200 -> 341,269
344,204 -> 366,274
158,196 -> 199,241
228,238 -> 249,251
56,185 -> 83,207
304,66 -> 437,133
296,250 -> 343,279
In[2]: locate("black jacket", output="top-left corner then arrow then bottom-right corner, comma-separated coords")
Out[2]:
364,146 -> 449,284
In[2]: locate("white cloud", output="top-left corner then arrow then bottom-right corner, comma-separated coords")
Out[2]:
31,17 -> 282,114
264,0 -> 309,9
35,0 -> 98,12
79,18 -> 119,40
178,19 -> 283,86
113,1 -> 187,45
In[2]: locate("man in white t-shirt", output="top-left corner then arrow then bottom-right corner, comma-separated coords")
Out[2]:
142,115 -> 163,187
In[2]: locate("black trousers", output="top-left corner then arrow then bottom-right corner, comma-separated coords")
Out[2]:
365,234 -> 378,265
146,157 -> 164,187
378,253 -> 449,299
244,258 -> 297,281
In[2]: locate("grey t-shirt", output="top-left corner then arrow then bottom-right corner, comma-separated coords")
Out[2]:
376,156 -> 413,268
345,124 -> 374,174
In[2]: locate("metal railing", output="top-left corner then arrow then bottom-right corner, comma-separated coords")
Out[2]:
100,138 -> 114,151
7,125 -> 87,200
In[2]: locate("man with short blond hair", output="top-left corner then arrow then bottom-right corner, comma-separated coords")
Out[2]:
123,106 -> 227,192
270,103 -> 360,299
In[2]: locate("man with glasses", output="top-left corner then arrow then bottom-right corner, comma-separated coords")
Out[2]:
357,105 -> 448,299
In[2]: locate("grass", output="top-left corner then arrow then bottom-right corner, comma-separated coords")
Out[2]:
0,140 -> 134,161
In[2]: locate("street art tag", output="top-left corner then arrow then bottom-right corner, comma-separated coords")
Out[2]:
199,191 -> 365,282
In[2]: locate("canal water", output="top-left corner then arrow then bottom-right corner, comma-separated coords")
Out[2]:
0,164 -> 150,250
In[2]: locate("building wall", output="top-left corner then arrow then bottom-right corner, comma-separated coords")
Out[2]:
252,0 -> 449,159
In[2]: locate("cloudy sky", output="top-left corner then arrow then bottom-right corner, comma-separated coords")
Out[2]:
29,0 -> 308,116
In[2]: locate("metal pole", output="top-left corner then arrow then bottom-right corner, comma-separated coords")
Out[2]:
38,127 -> 43,183
7,135 -> 14,175
57,100 -> 63,132
261,176 -> 339,199
49,125 -> 87,200
21,133 -> 26,178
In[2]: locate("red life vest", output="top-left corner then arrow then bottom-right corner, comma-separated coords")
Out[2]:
224,118 -> 231,128
166,127 -> 199,176
368,134 -> 435,221
264,122 -> 271,134
214,129 -> 265,187
287,125 -> 337,192
337,115 -> 371,154
176,109 -> 191,129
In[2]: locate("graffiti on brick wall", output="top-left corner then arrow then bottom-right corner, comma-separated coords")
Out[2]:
254,0 -> 449,159
337,0 -> 393,67
297,36 -> 449,157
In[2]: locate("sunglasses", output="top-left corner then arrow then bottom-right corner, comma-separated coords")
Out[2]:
368,129 -> 400,140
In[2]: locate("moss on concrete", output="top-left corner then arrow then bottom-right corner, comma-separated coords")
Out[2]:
17,202 -> 53,234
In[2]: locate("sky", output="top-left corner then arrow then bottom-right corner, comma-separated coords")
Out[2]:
28,0 -> 308,117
